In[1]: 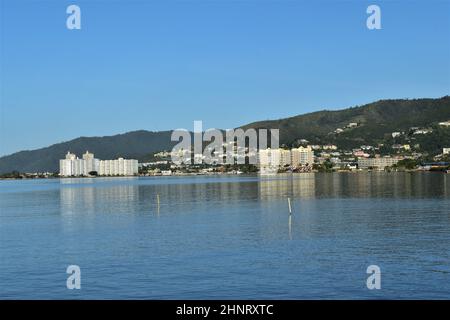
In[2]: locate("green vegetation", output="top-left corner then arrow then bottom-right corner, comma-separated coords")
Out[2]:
244,96 -> 450,150
0,171 -> 59,179
0,171 -> 23,179
313,160 -> 334,172
393,159 -> 420,170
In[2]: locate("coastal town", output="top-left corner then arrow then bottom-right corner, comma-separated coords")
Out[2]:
1,120 -> 449,179
137,121 -> 450,176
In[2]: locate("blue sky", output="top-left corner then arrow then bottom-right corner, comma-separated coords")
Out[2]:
1,0 -> 449,156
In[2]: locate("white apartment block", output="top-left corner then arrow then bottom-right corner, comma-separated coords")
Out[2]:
258,148 -> 291,168
357,157 -> 401,170
258,147 -> 314,170
98,158 -> 138,176
60,151 -> 87,176
59,151 -> 138,177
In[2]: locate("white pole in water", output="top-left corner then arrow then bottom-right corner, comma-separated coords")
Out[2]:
287,197 -> 292,214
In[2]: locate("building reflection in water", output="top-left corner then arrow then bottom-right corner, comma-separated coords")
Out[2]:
258,172 -> 450,200
57,174 -> 449,236
256,172 -> 450,240
258,173 -> 316,200
59,178 -> 140,230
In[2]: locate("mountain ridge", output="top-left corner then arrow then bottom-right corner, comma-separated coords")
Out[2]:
1,96 -> 449,173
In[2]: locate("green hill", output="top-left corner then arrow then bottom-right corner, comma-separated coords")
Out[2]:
243,96 -> 450,148
0,96 -> 449,173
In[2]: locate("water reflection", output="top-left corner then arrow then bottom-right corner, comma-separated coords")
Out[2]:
258,173 -> 449,199
2,173 -> 450,299
258,173 -> 316,200
58,173 -> 449,221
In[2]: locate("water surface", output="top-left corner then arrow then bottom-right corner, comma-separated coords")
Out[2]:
0,173 -> 449,299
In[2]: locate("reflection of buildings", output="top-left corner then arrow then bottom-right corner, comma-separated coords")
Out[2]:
60,181 -> 139,217
59,151 -> 138,177
258,173 -> 316,200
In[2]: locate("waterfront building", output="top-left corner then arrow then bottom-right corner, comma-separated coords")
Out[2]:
60,152 -> 138,177
59,152 -> 77,176
82,151 -> 99,174
357,157 -> 401,170
98,158 -> 138,176
291,146 -> 314,166
258,146 -> 314,173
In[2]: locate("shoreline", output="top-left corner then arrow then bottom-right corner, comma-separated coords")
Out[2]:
1,170 -> 449,181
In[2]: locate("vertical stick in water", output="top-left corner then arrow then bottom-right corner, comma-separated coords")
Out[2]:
288,197 -> 292,214
157,194 -> 160,213
288,215 -> 292,240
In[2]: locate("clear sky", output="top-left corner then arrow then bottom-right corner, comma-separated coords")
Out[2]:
1,0 -> 449,156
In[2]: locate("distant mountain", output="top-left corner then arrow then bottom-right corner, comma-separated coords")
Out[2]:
0,96 -> 449,173
243,96 -> 450,149
0,130 -> 177,173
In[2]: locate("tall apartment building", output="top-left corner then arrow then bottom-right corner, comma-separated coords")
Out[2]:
258,148 -> 291,168
258,147 -> 314,172
59,152 -> 77,176
98,158 -> 138,176
82,151 -> 99,174
291,146 -> 314,166
59,151 -> 138,177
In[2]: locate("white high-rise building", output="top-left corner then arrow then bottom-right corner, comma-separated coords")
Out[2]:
258,146 -> 315,173
59,152 -> 77,176
59,152 -> 138,177
98,158 -> 138,176
258,148 -> 291,172
82,151 -> 99,174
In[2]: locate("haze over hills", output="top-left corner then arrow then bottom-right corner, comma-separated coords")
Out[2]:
0,96 -> 449,174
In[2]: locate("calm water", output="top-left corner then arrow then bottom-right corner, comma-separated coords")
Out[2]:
0,173 -> 449,299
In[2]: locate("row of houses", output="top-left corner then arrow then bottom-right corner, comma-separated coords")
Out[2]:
59,151 -> 138,177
